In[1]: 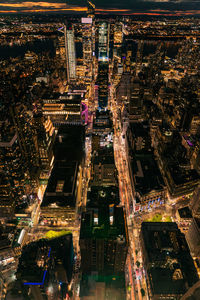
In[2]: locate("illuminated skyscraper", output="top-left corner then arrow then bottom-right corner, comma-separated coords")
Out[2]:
0,119 -> 25,190
141,222 -> 199,299
96,21 -> 110,109
114,23 -> 123,46
32,114 -> 55,174
87,0 -> 95,18
82,18 -> 93,83
80,206 -> 128,274
81,1 -> 95,83
98,22 -> 109,61
97,62 -> 109,109
64,24 -> 76,83
0,173 -> 15,218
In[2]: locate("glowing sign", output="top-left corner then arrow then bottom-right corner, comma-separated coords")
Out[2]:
81,17 -> 92,24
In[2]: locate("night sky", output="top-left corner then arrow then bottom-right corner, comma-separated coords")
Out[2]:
0,0 -> 199,15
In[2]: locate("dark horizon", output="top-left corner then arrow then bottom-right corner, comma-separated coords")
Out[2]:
0,0 -> 200,16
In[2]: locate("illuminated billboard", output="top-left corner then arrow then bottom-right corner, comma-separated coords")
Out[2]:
81,17 -> 92,24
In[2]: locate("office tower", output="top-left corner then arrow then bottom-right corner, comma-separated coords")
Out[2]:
0,173 -> 15,219
90,148 -> 118,187
126,122 -> 166,211
190,184 -> 200,217
128,84 -> 144,122
141,222 -> 199,300
186,218 -> 200,257
98,22 -> 109,61
10,104 -> 41,189
92,134 -> 100,151
40,125 -> 85,229
10,104 -> 39,168
0,119 -> 26,200
32,114 -> 55,174
82,17 -> 93,83
96,21 -> 110,109
15,233 -> 73,300
136,40 -> 144,65
64,24 -> 76,83
0,223 -> 17,296
176,206 -> 193,232
56,35 -> 66,63
97,62 -> 109,109
87,0 -> 95,18
81,1 -> 95,83
80,206 -> 128,274
93,110 -> 113,135
114,22 -> 123,46
42,92 -> 86,127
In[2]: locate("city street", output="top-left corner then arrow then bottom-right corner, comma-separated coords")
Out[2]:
110,83 -> 149,300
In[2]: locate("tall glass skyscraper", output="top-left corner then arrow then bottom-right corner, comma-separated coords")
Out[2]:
64,24 -> 76,83
98,22 -> 109,62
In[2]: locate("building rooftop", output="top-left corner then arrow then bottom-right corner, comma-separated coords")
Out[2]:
141,222 -> 199,294
53,124 -> 85,162
41,161 -> 79,208
87,186 -> 120,208
127,122 -> 152,154
17,233 -> 73,285
93,110 -> 113,132
80,206 -> 127,241
132,153 -> 165,197
167,164 -> 200,186
93,147 -> 115,165
149,267 -> 186,295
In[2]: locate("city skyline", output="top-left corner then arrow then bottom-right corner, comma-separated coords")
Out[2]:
0,0 -> 200,15
1,3 -> 200,300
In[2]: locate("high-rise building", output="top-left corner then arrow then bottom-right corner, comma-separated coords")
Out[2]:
113,23 -> 123,46
40,125 -> 85,229
81,1 -> 95,83
186,218 -> 200,257
0,223 -> 17,294
87,0 -> 95,18
96,62 -> 109,109
98,22 -> 110,61
189,184 -> 200,217
10,104 -> 41,189
64,24 -> 76,83
90,148 -> 118,187
42,92 -> 86,127
0,173 -> 15,219
0,119 -> 26,200
15,234 -> 74,300
141,222 -> 199,300
96,21 -> 110,109
32,114 -> 55,175
82,17 -> 93,83
80,206 -> 128,274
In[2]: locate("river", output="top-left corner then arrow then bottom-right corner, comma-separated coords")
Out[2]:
0,39 -> 55,59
